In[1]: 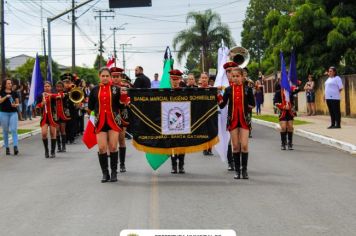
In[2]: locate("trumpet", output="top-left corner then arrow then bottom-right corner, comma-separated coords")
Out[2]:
68,86 -> 85,104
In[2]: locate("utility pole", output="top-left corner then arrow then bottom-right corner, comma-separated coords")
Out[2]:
110,24 -> 126,66
43,28 -> 47,80
72,0 -> 76,72
0,0 -> 6,80
120,43 -> 131,73
94,10 -> 114,69
48,0 -> 94,82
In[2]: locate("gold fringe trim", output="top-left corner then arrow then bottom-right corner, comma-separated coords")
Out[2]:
132,136 -> 220,155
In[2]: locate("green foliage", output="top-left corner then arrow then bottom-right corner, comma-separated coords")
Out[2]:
93,55 -> 107,70
13,56 -> 60,84
75,66 -> 99,85
173,9 -> 234,73
242,0 -> 356,81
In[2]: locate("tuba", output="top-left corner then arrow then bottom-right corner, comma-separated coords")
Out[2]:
229,46 -> 250,68
68,85 -> 85,104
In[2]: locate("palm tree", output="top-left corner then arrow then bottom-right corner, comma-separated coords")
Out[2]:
173,9 -> 234,72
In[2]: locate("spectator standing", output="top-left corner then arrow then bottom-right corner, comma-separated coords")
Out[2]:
254,80 -> 264,115
133,66 -> 151,88
21,82 -> 32,120
304,74 -> 316,116
0,78 -> 20,155
13,83 -> 24,121
151,73 -> 160,88
325,66 -> 343,129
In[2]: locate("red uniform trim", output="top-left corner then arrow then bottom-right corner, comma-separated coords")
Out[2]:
228,84 -> 249,131
95,84 -> 121,133
40,95 -> 57,127
56,92 -> 70,121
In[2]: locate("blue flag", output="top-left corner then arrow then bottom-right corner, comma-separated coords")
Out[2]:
280,51 -> 290,92
28,54 -> 44,107
280,51 -> 290,103
288,50 -> 297,85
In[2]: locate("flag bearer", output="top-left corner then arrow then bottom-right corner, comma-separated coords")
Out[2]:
110,66 -> 130,173
169,69 -> 186,174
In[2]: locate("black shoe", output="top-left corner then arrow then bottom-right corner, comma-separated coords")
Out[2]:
207,150 -> 213,156
179,168 -> 185,174
50,151 -> 56,158
45,150 -> 49,158
288,143 -> 294,150
281,144 -> 286,150
109,151 -> 118,182
110,171 -> 118,182
327,125 -> 335,129
14,146 -> 19,155
6,148 -> 10,155
334,125 -> 341,129
102,171 -> 111,183
203,150 -> 208,156
228,163 -> 235,171
234,171 -> 241,179
120,165 -> 126,173
242,169 -> 249,179
171,167 -> 178,174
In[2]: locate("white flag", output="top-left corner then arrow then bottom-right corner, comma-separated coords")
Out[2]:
214,46 -> 230,162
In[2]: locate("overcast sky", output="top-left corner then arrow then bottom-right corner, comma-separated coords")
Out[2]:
5,0 -> 249,80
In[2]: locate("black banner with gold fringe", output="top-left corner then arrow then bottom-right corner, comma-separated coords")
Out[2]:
128,88 -> 219,154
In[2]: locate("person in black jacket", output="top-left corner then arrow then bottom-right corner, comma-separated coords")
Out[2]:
88,67 -> 130,183
218,68 -> 255,179
133,66 -> 151,88
273,82 -> 300,150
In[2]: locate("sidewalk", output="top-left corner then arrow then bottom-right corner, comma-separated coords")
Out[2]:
0,117 -> 41,147
253,108 -> 356,154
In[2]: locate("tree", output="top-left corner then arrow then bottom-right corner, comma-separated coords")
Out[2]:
14,56 -> 60,84
241,0 -> 291,68
93,55 -> 107,70
75,66 -> 100,85
259,0 -> 356,80
173,9 -> 234,73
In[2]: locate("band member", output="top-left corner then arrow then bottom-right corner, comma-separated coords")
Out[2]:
62,73 -> 78,144
88,67 -> 129,183
186,73 -> 198,88
169,69 -> 186,174
243,68 -> 254,138
274,81 -> 300,150
38,82 -> 58,158
223,61 -> 238,171
218,68 -> 255,179
54,81 -> 70,152
110,66 -> 130,172
199,72 -> 213,156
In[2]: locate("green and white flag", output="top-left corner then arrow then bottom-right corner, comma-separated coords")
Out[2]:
145,47 -> 174,170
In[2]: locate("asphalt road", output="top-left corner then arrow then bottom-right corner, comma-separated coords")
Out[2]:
0,124 -> 356,236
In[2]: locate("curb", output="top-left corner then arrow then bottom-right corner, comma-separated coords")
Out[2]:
252,118 -> 356,155
0,128 -> 42,148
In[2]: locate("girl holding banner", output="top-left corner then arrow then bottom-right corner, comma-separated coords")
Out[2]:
88,68 -> 129,183
110,66 -> 130,173
218,68 -> 255,179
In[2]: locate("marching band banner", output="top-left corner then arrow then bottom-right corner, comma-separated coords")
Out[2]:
129,88 -> 219,155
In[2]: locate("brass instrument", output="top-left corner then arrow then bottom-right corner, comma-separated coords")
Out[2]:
229,46 -> 250,68
68,86 -> 85,104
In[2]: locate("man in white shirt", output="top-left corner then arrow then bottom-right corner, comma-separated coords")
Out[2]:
151,73 -> 160,88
